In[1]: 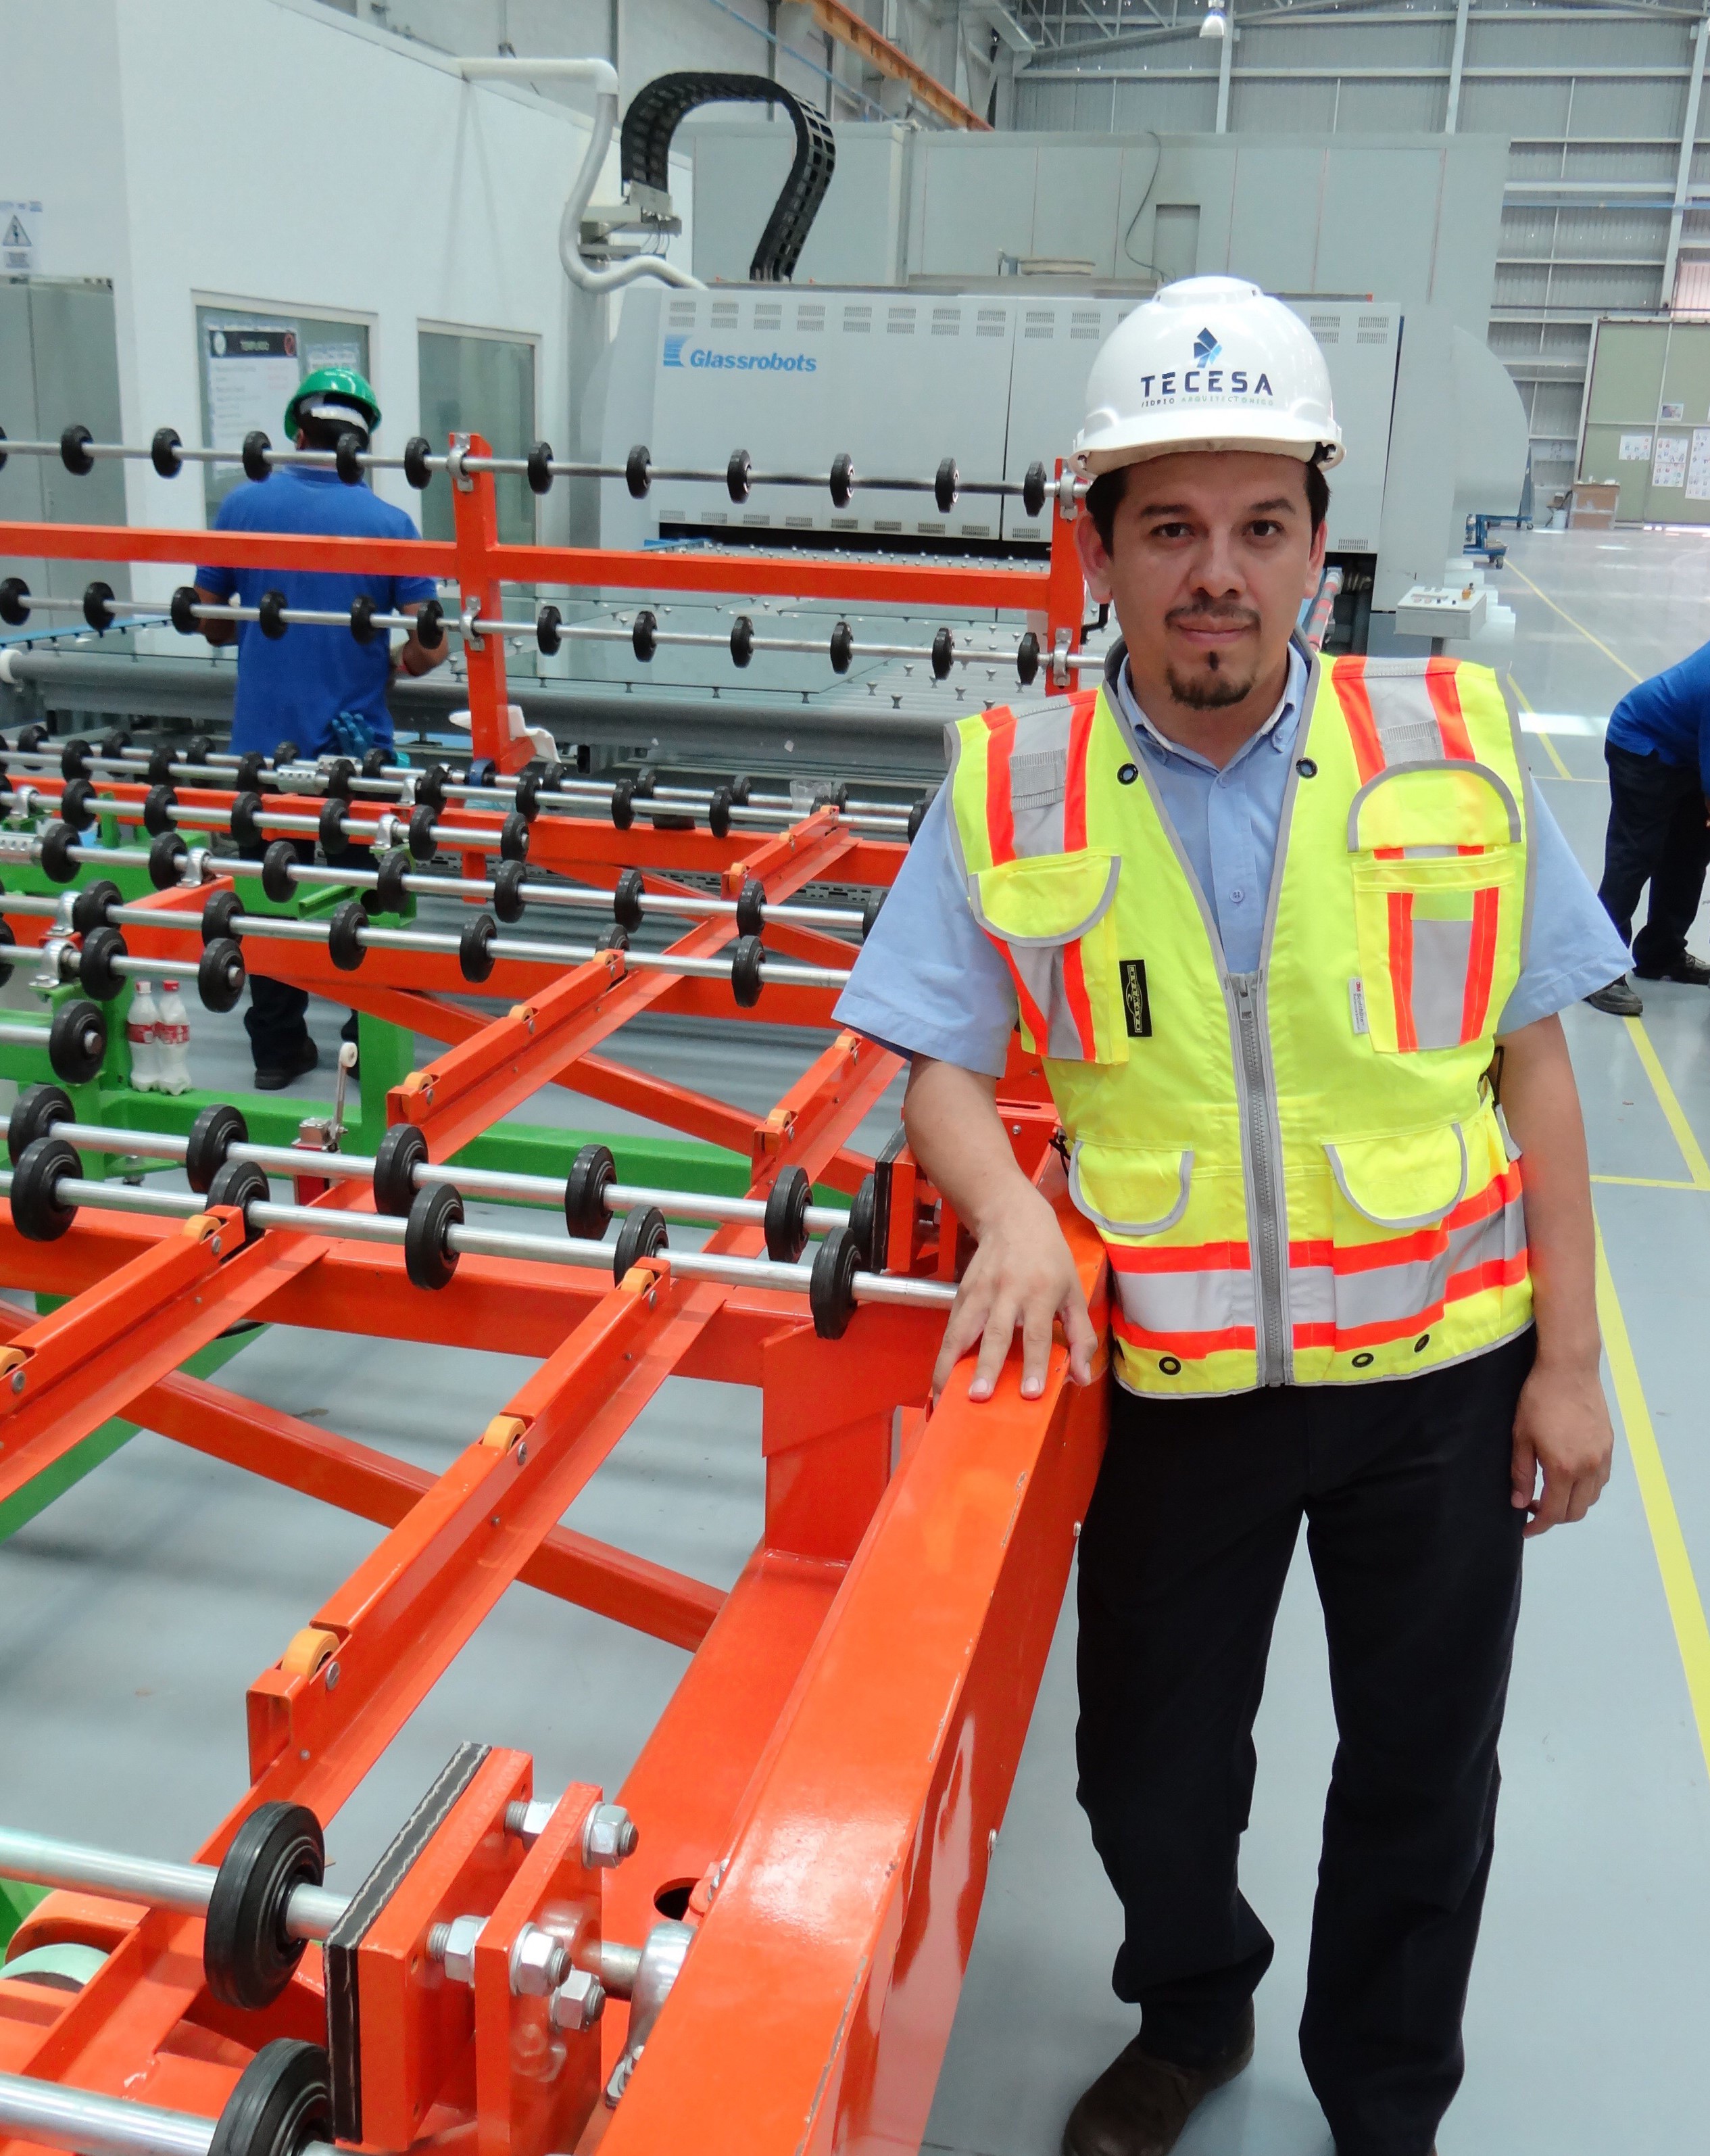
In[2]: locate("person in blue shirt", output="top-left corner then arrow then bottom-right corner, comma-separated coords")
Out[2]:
195,367 -> 445,1086
1584,640 -> 1710,1015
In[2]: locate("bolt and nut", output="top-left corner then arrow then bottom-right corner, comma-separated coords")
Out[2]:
504,1795 -> 559,1844
428,1912 -> 487,1985
548,1967 -> 606,2033
582,1802 -> 639,1869
509,1923 -> 569,1997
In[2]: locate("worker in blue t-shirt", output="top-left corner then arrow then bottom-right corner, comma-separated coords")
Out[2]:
195,367 -> 446,1086
1585,638 -> 1710,1015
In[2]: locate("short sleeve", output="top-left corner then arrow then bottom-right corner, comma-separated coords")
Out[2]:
832,786 -> 1019,1077
1496,784 -> 1631,1033
382,501 -> 439,610
194,492 -> 241,599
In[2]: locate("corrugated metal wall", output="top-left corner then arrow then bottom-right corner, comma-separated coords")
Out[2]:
1010,0 -> 1710,503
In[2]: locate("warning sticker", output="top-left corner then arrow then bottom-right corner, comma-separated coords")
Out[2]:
0,201 -> 43,274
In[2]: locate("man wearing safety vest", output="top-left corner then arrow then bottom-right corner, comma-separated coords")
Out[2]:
837,278 -> 1625,2156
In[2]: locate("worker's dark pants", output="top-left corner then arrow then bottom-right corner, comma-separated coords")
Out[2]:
1597,740 -> 1710,973
239,836 -> 370,1071
1075,1329 -> 1534,2156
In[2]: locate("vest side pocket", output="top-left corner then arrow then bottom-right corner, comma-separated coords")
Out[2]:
1324,1122 -> 1468,1230
1348,851 -> 1520,1054
1068,1141 -> 1194,1235
970,850 -> 1125,1063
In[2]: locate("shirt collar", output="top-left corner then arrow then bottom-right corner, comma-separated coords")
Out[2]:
1106,639 -> 1307,775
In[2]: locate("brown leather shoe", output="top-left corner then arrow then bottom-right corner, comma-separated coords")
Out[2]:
1062,2005 -> 1255,2156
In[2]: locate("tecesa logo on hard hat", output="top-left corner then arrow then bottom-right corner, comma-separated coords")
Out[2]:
1132,325 -> 1273,404
662,337 -> 816,374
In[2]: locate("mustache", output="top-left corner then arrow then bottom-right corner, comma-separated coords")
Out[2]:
1165,602 -> 1262,633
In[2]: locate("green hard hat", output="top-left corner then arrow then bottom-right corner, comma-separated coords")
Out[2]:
284,365 -> 381,439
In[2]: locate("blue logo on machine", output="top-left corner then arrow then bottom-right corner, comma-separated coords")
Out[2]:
1194,327 -> 1222,366
660,339 -> 817,375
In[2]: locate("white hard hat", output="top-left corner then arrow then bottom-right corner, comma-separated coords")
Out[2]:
1074,275 -> 1344,476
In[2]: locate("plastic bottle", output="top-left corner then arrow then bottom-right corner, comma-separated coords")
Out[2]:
127,982 -> 161,1091
155,980 -> 192,1095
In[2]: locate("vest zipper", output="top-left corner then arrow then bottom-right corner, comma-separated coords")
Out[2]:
1229,972 -> 1289,1386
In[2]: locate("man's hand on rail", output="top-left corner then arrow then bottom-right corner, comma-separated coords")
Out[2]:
902,1054 -> 1098,1404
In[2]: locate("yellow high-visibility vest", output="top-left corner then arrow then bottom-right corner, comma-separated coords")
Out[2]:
946,650 -> 1534,1397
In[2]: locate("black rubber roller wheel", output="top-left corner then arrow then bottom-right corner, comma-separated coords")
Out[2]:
369,846 -> 412,917
47,1002 -> 105,1088
708,786 -> 733,840
407,804 -> 438,861
415,763 -> 449,812
149,831 -> 188,889
730,934 -> 765,1009
11,1136 -> 81,1242
613,1203 -> 667,1284
564,1143 -> 615,1241
261,839 -> 299,905
373,1124 -> 427,1217
405,1180 -> 462,1290
207,1157 -> 268,1240
9,1084 -> 72,1165
39,821 -> 80,884
187,1103 -> 249,1195
491,857 -> 527,924
499,811 -> 529,863
735,878 -> 766,936
906,796 -> 931,845
317,798 -> 349,859
207,2042 -> 332,2156
860,892 -> 885,942
77,926 -> 126,1001
143,784 -> 177,838
322,759 -> 355,802
458,912 -> 497,984
764,1165 -> 811,1264
199,938 -> 247,1014
60,738 -> 93,780
0,918 -> 14,989
202,890 -> 244,946
326,901 -> 367,973
58,777 -> 96,832
613,867 -> 645,934
810,1224 -> 861,1340
1016,630 -> 1041,687
610,778 -> 635,832
203,1804 -> 325,2013
230,792 -> 266,848
848,1174 -> 877,1266
235,752 -> 269,793
71,880 -> 120,936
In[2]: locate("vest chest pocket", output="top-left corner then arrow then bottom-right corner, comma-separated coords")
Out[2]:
1347,762 -> 1523,1055
970,848 -> 1125,1063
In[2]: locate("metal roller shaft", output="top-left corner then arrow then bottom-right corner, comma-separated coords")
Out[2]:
0,1827 -> 346,1942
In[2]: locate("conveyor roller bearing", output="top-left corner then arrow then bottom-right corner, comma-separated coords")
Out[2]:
9,1084 -> 73,1164
405,1180 -> 463,1290
149,831 -> 189,889
187,1103 -> 248,1194
206,2040 -> 333,2156
809,1224 -> 860,1339
613,1203 -> 667,1283
198,938 -> 247,1015
326,901 -> 367,972
565,1143 -> 615,1240
204,1803 -> 325,2011
11,1135 -> 82,1241
373,1124 -> 427,1217
207,1156 -> 268,1239
72,880 -> 120,936
77,925 -> 126,1001
49,1001 -> 106,1087
763,1165 -> 810,1264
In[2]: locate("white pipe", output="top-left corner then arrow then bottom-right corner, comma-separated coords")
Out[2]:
458,57 -> 702,294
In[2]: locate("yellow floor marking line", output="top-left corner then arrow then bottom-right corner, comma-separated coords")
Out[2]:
1592,1172 -> 1701,1191
1625,1014 -> 1710,1189
1508,670 -> 1584,781
1503,560 -> 1642,684
1594,1220 -> 1710,1782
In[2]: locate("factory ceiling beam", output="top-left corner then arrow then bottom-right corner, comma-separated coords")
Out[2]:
805,0 -> 992,124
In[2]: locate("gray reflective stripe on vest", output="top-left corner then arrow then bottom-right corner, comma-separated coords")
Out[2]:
1344,761 -> 1523,851
1286,1183 -> 1524,1335
1111,1259 -> 1256,1336
1000,700 -> 1079,860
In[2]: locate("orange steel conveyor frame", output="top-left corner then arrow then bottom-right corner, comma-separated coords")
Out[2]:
0,453 -> 1108,2156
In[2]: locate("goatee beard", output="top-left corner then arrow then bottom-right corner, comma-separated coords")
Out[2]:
1165,658 -> 1259,711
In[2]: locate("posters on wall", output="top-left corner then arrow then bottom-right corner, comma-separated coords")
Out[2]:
1619,433 -> 1653,461
1652,433 -> 1690,489
203,325 -> 301,456
1687,429 -> 1710,502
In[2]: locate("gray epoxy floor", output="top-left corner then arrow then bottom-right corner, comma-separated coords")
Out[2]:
4,529 -> 1710,2153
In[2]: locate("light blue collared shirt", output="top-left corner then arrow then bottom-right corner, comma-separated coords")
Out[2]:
835,651 -> 1631,1076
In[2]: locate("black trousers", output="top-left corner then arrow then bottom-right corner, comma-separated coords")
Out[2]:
1596,740 -> 1710,972
1075,1331 -> 1534,2156
239,837 -> 370,1070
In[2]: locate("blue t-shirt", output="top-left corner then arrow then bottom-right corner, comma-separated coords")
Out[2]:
1606,639 -> 1710,778
835,653 -> 1631,1077
195,469 -> 439,758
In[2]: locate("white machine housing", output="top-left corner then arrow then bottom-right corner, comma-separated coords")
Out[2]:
595,287 -> 1527,616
